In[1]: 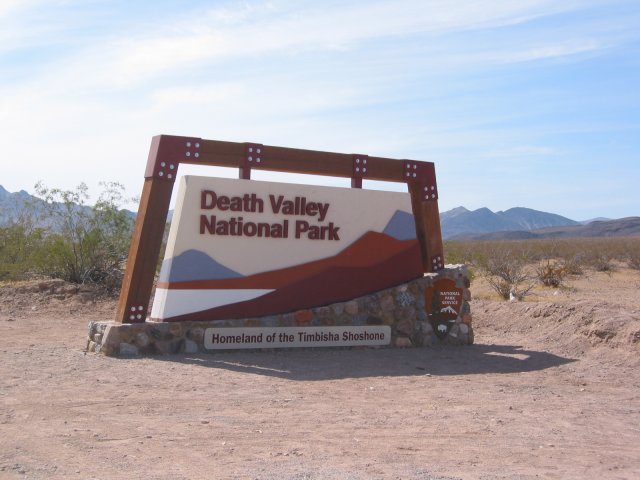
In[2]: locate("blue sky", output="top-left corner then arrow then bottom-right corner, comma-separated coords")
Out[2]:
1,0 -> 638,220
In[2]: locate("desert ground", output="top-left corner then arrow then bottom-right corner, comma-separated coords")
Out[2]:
1,268 -> 639,479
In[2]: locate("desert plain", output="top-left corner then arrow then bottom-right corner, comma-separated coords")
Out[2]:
1,267 -> 639,479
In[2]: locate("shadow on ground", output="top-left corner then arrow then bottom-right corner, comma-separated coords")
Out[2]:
149,343 -> 576,381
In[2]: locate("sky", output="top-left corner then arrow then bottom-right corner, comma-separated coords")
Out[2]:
0,0 -> 639,221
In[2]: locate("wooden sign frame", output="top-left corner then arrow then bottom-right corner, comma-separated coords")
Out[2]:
116,135 -> 444,323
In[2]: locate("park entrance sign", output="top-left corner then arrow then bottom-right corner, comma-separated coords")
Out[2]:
101,135 -> 477,353
117,135 -> 444,325
151,176 -> 422,322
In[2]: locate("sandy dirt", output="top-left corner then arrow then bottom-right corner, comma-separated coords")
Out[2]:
1,269 -> 639,479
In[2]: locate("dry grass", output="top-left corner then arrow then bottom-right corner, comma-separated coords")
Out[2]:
444,237 -> 640,300
445,237 -> 640,267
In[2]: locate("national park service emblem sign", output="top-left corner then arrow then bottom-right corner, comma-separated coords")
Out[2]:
425,278 -> 463,339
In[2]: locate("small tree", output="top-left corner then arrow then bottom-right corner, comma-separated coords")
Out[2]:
33,182 -> 134,293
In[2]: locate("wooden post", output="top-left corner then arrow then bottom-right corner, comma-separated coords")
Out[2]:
404,160 -> 444,272
116,135 -> 445,323
115,135 -> 196,323
116,178 -> 173,322
408,184 -> 444,272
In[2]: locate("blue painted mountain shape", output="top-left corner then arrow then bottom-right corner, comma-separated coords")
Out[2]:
159,249 -> 243,283
383,210 -> 417,241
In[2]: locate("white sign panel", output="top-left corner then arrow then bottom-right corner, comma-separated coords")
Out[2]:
151,176 -> 421,322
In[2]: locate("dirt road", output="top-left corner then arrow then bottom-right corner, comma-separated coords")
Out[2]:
1,270 -> 639,479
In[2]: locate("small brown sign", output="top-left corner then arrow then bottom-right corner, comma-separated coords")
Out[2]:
425,278 -> 464,317
425,278 -> 463,338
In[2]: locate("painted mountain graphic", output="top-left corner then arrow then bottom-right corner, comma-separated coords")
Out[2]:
156,231 -> 423,322
158,249 -> 242,283
383,210 -> 417,241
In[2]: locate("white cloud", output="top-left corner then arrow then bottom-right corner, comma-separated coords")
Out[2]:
0,0 -> 34,18
479,38 -> 606,64
9,0 -> 589,92
1,0 -> 638,219
481,145 -> 557,158
0,0 -> 49,53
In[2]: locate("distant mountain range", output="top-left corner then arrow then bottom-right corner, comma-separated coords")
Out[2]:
439,205 -> 639,239
1,185 -> 638,239
459,217 -> 640,240
440,206 -> 582,239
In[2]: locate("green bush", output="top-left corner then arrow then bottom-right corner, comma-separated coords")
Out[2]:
32,182 -> 134,292
0,223 -> 45,280
0,182 -> 134,293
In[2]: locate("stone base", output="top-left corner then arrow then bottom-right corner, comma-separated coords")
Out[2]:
88,265 -> 474,356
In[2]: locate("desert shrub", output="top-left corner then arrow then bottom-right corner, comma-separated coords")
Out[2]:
0,223 -> 45,280
628,254 -> 640,270
624,243 -> 640,270
561,254 -> 586,275
0,197 -> 50,281
536,260 -> 567,288
30,182 -> 134,293
588,254 -> 616,274
476,245 -> 534,300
